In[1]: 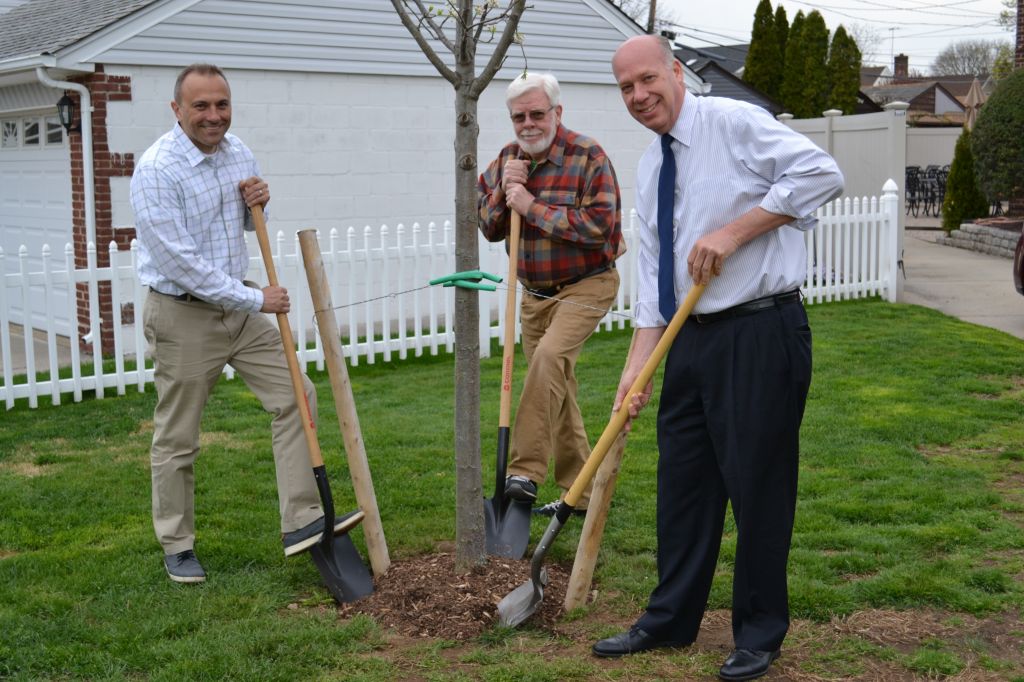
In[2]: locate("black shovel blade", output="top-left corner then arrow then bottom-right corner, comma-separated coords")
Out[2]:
484,496 -> 531,558
496,504 -> 570,628
309,532 -> 374,603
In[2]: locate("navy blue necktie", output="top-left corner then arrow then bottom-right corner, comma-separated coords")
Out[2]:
657,133 -> 677,323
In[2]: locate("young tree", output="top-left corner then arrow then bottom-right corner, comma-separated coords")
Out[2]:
390,0 -> 527,571
779,10 -> 806,114
800,10 -> 830,118
827,25 -> 862,114
744,0 -> 782,99
992,42 -> 1014,80
972,67 -> 1024,216
942,128 -> 990,232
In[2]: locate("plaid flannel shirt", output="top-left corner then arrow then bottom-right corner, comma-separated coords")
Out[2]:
477,125 -> 622,290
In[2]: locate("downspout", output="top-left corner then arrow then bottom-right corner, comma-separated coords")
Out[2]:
35,67 -> 95,250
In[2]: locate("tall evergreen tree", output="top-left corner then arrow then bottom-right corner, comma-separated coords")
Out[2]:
779,10 -> 806,114
800,10 -> 830,118
744,0 -> 782,99
827,25 -> 862,114
775,4 -> 789,82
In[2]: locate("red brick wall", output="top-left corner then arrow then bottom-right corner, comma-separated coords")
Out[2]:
66,66 -> 136,354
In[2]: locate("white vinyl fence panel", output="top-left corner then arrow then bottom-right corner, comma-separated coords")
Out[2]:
1,182 -> 899,409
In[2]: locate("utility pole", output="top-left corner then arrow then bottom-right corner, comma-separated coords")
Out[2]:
647,0 -> 657,33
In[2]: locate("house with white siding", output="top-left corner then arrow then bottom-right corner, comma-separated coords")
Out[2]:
0,0 -> 707,346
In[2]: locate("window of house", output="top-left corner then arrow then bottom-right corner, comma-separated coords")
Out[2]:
1,120 -> 18,148
24,119 -> 40,146
45,117 -> 63,144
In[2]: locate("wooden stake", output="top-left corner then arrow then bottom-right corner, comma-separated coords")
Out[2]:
297,229 -> 390,576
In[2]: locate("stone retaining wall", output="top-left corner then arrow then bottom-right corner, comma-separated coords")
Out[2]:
936,223 -> 1022,259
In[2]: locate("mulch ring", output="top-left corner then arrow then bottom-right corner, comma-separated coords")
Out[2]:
333,552 -> 569,641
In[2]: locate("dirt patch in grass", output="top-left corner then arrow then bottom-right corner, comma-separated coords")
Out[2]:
317,552 -> 1024,679
333,551 -> 569,641
0,461 -> 46,477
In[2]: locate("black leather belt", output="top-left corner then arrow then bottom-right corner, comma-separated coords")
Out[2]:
150,287 -> 205,304
525,262 -> 615,299
690,289 -> 801,324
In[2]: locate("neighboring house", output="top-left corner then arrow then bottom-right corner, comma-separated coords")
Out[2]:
862,82 -> 966,126
860,65 -> 892,88
0,0 -> 705,345
674,42 -> 750,77
688,59 -> 784,116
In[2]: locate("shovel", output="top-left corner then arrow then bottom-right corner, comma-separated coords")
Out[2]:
484,211 -> 532,558
496,282 -> 706,628
252,205 -> 374,603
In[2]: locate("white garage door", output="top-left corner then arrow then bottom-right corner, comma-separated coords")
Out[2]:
0,112 -> 73,334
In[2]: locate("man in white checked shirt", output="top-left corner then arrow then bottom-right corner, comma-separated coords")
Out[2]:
591,37 -> 844,681
131,64 -> 347,585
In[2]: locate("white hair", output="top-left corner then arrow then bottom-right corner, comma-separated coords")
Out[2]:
505,72 -> 561,109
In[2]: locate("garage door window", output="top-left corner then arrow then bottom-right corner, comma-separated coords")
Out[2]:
0,115 -> 64,149
1,120 -> 16,148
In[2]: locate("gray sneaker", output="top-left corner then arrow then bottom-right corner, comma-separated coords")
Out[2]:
164,549 -> 206,583
282,511 -> 365,557
504,475 -> 538,502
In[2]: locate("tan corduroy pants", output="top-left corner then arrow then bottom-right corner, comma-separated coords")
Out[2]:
143,291 -> 322,555
508,268 -> 619,508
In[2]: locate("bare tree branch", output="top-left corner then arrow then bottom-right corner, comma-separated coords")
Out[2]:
391,0 -> 460,85
470,0 -> 527,99
473,2 -> 491,45
410,0 -> 457,53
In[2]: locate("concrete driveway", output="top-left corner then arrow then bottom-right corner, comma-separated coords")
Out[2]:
901,229 -> 1024,341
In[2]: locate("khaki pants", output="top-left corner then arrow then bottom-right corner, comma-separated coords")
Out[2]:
143,291 -> 322,555
508,268 -> 619,508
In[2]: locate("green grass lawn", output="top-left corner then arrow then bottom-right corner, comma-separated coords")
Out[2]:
2,299 -> 1023,680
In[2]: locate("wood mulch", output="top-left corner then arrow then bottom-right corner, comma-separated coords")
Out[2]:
333,552 -> 569,641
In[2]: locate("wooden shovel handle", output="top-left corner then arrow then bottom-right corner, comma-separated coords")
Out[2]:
251,205 -> 324,469
563,283 -> 706,508
499,212 -> 522,427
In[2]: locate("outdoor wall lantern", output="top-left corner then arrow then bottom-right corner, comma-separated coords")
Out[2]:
56,92 -> 80,134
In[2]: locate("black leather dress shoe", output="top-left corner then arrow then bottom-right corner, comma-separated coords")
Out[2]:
718,648 -> 781,681
591,626 -> 687,658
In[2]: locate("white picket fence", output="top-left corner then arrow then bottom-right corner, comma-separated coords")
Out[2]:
0,181 -> 899,410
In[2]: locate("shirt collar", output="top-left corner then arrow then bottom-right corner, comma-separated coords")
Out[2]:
172,123 -> 224,168
667,93 -> 697,148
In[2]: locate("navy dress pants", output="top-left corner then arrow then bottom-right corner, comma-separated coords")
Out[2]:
636,298 -> 812,652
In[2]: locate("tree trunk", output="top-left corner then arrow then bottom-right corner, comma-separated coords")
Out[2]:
452,80 -> 486,571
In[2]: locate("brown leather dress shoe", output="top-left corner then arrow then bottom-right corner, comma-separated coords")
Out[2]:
591,626 -> 688,658
718,648 -> 781,680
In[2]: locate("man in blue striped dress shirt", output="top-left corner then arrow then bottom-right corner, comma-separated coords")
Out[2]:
591,35 -> 844,681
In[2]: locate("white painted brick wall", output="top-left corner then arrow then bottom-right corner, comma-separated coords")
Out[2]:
107,67 -> 652,241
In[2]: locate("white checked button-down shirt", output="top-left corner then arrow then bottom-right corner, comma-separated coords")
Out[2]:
633,96 -> 844,326
131,124 -> 264,312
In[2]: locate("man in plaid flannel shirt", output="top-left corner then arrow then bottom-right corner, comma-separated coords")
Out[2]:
477,72 -> 623,515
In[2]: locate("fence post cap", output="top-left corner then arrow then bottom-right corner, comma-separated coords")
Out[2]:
823,109 -> 843,117
882,179 -> 899,194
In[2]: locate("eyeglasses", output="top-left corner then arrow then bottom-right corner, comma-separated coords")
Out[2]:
510,105 -> 554,125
